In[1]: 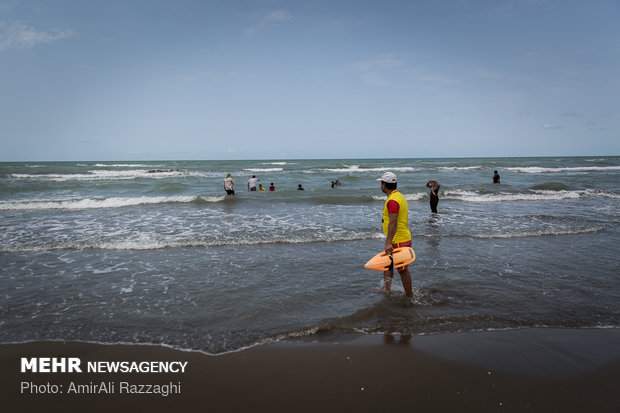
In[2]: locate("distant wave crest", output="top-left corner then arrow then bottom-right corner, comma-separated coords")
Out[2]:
320,165 -> 420,174
9,169 -> 206,181
443,189 -> 619,202
0,195 -> 225,210
371,193 -> 426,202
243,168 -> 283,172
505,166 -> 620,174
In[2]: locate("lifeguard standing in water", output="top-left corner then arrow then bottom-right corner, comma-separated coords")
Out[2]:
373,172 -> 413,298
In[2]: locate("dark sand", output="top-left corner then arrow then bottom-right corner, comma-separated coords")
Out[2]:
3,328 -> 620,412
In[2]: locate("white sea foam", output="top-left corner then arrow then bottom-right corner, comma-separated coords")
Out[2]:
93,163 -> 153,167
320,165 -> 420,173
531,189 -> 620,199
0,195 -> 225,210
437,166 -> 483,171
471,226 -> 604,239
9,169 -> 206,181
505,166 -> 620,174
243,168 -> 284,172
593,191 -> 620,199
200,195 -> 228,202
371,193 -> 426,202
0,231 -> 386,252
444,189 -> 585,202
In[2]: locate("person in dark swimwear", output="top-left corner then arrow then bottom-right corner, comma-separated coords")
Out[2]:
426,179 -> 440,213
493,171 -> 500,184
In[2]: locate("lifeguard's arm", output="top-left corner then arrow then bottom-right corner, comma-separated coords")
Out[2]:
384,211 -> 398,254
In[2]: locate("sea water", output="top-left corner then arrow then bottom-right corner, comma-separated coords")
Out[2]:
1,157 -> 619,353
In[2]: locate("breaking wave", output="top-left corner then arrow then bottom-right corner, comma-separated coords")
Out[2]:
505,166 -> 620,174
0,195 -> 225,210
443,189 -> 619,202
319,165 -> 420,174
8,169 -> 207,181
0,231 -> 386,252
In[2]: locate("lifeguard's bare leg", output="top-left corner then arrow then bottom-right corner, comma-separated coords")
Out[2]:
398,267 -> 413,297
373,269 -> 393,294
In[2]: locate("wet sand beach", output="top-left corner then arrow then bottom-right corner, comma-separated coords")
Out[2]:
4,328 -> 620,413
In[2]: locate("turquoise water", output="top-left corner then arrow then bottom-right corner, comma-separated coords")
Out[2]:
1,157 -> 619,353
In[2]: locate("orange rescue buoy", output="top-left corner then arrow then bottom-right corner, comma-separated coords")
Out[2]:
364,247 -> 416,271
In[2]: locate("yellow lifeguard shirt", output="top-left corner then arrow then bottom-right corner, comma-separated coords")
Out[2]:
382,190 -> 411,243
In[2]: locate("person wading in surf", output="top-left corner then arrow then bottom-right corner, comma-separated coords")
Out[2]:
223,173 -> 235,195
426,179 -> 440,213
373,172 -> 413,298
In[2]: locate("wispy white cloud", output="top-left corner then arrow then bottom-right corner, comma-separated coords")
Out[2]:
351,57 -> 403,86
360,73 -> 389,86
351,57 -> 456,87
246,10 -> 293,35
410,72 -> 458,84
351,57 -> 402,71
542,123 -> 564,129
474,69 -> 529,83
261,10 -> 293,24
0,22 -> 73,51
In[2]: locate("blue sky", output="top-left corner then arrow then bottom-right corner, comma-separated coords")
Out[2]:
1,0 -> 618,161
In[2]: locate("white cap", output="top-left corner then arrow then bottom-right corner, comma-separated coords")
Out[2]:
378,171 -> 397,183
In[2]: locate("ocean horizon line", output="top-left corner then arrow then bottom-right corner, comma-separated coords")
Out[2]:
2,154 -> 619,164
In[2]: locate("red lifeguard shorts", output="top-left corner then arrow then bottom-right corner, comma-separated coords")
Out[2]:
391,240 -> 412,271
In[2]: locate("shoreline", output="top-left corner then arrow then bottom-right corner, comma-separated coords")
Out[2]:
3,328 -> 620,412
